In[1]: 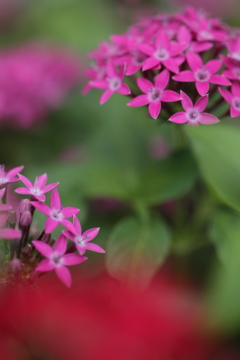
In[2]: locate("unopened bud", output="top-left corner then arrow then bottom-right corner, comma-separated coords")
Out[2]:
19,199 -> 31,213
9,258 -> 22,274
8,211 -> 17,228
23,244 -> 33,258
20,210 -> 32,227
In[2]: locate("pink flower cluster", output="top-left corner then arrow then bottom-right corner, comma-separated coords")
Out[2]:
85,7 -> 240,125
0,165 -> 104,287
0,44 -> 80,128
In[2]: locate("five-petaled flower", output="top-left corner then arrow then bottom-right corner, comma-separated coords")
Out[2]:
63,215 -> 104,255
15,173 -> 59,202
32,235 -> 87,287
31,188 -> 79,233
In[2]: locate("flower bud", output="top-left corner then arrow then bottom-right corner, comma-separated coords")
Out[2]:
19,199 -> 31,213
20,210 -> 32,227
8,210 -> 17,228
9,258 -> 22,274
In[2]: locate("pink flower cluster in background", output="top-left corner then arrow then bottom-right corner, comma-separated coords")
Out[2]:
85,7 -> 240,125
0,44 -> 81,128
0,165 -> 104,287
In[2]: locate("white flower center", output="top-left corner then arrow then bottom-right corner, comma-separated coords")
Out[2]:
148,87 -> 162,102
199,30 -> 213,40
231,52 -> 240,61
50,209 -> 63,221
233,68 -> 240,79
232,97 -> 240,110
133,52 -> 146,66
0,176 -> 8,185
108,77 -> 121,91
187,109 -> 200,121
195,68 -> 210,82
154,47 -> 169,61
50,253 -> 63,267
75,235 -> 85,247
31,187 -> 42,196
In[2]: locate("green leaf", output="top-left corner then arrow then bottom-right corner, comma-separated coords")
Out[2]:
186,124 -> 240,211
106,216 -> 171,287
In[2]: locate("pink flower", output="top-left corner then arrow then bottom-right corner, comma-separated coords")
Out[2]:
221,55 -> 240,81
63,215 -> 104,255
173,53 -> 231,95
169,91 -> 220,125
219,82 -> 240,117
0,211 -> 21,240
127,69 -> 181,119
136,32 -> 186,73
31,188 -> 80,233
177,25 -> 213,53
0,165 -> 23,187
89,62 -> 130,104
32,235 -> 87,287
15,173 -> 59,202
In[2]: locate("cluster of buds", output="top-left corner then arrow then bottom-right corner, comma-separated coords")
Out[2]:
85,7 -> 240,125
0,44 -> 81,128
0,165 -> 104,287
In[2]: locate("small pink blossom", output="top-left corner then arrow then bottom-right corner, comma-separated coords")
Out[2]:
219,82 -> 240,117
0,165 -> 23,187
31,188 -> 80,234
127,69 -> 181,119
173,53 -> 231,95
0,211 -> 21,240
169,91 -> 220,126
63,215 -> 104,255
32,234 -> 87,287
89,62 -> 130,104
15,173 -> 59,202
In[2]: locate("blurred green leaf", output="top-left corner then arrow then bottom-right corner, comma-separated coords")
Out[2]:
106,215 -> 171,286
186,124 -> 240,211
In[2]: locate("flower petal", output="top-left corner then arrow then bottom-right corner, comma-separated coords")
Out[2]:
162,58 -> 179,74
155,69 -> 169,89
15,187 -> 31,195
232,82 -> 240,97
36,174 -> 47,189
161,90 -> 181,102
169,112 -> 188,124
187,53 -> 202,71
50,189 -> 61,209
210,74 -> 231,86
198,113 -> 220,125
45,218 -> 58,234
55,266 -> 72,287
43,182 -> 59,193
230,106 -> 240,117
142,57 -> 159,71
136,78 -> 153,93
84,243 -> 105,253
61,206 -> 80,218
18,174 -> 32,189
0,228 -> 21,240
172,71 -> 195,82
73,215 -> 82,235
196,81 -> 209,96
117,84 -> 130,95
205,59 -> 222,74
63,253 -> 87,266
31,201 -> 50,216
194,95 -> 208,112
127,95 -> 149,107
82,227 -> 100,242
36,259 -> 55,272
100,90 -> 114,105
219,87 -> 232,104
32,240 -> 53,258
148,102 -> 161,119
180,91 -> 193,111
7,166 -> 24,180
62,230 -> 75,241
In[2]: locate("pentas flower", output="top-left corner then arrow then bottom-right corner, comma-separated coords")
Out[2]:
219,83 -> 240,117
32,235 -> 87,287
172,53 -> 231,96
31,188 -> 79,233
89,62 -> 130,104
0,212 -> 21,240
0,165 -> 23,187
169,91 -> 219,125
127,69 -> 181,119
15,173 -> 59,202
63,215 -> 104,255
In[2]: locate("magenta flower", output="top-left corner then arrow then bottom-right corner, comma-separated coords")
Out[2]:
169,91 -> 220,126
32,235 -> 87,287
0,165 -> 23,187
31,188 -> 80,233
127,69 -> 181,119
177,25 -> 213,53
63,215 -> 104,255
89,61 -> 130,104
0,211 -> 21,240
15,173 -> 59,202
219,83 -> 240,117
173,53 -> 231,95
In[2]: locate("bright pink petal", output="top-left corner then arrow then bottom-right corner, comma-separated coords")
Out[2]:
198,113 -> 220,125
127,95 -> 149,107
136,44 -> 154,56
148,102 -> 161,119
230,106 -> 240,117
45,218 -> 58,234
142,57 -> 159,71
137,78 -> 152,93
180,91 -> 193,111
191,42 -> 213,52
172,71 -> 195,82
0,228 -> 21,240
32,240 -> 53,258
34,194 -> 46,202
63,253 -> 87,266
84,243 -> 105,253
82,227 -> 100,242
219,87 -> 232,104
35,259 -> 55,272
194,95 -> 208,112
232,82 -> 240,97
60,219 -> 77,233
18,174 -> 32,189
222,70 -> 236,80
62,230 -> 75,241
0,204 -> 11,211
117,84 -> 130,95
155,69 -> 169,89
55,266 -> 72,287
43,182 -> 59,193
61,206 -> 80,218
161,90 -> 181,102
36,174 -> 47,189
89,79 -> 108,89
15,187 -> 31,195
178,25 -> 191,44
73,215 -> 82,235
126,64 -> 140,76
162,58 -> 179,74
31,201 -> 50,216
170,44 -> 187,57
100,90 -> 114,105
196,81 -> 209,96
205,59 -> 222,74
106,61 -> 117,78
210,75 -> 231,86
7,166 -> 24,180
169,112 -> 188,124
187,53 -> 203,71
50,189 -> 61,209
54,234 -> 67,254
